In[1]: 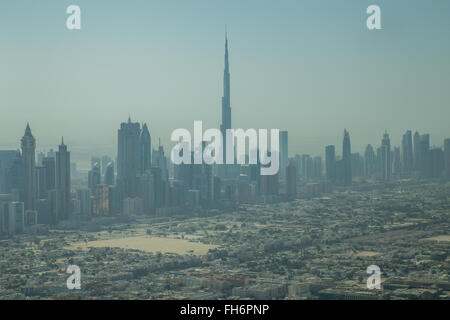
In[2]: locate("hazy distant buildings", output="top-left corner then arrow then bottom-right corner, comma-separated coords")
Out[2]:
364,144 -> 376,179
279,131 -> 288,181
1,201 -> 26,235
0,151 -> 18,193
138,171 -> 155,214
412,131 -> 433,178
351,153 -> 363,178
153,143 -> 169,182
101,155 -> 112,176
416,133 -> 431,177
47,149 -> 56,159
88,163 -> 101,192
402,130 -> 413,173
8,201 -> 24,235
104,162 -> 115,186
313,156 -> 323,180
0,194 -> 12,234
2,32 -> 450,239
117,118 -> 152,200
413,131 -> 421,170
36,166 -> 47,199
42,157 -> 56,192
444,139 -> 450,179
300,155 -> 313,182
338,130 -> 352,186
123,197 -> 143,216
77,188 -> 91,220
325,145 -> 336,183
430,148 -> 444,179
393,147 -> 401,175
286,160 -> 297,200
92,185 -> 109,216
260,152 -> 279,196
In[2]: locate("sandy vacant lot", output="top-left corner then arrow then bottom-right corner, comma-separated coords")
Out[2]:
66,236 -> 217,255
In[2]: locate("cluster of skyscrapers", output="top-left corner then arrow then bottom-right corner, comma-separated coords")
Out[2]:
2,36 -> 450,236
320,129 -> 450,187
0,125 -> 71,235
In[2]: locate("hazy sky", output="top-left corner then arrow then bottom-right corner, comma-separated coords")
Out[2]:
1,0 -> 450,164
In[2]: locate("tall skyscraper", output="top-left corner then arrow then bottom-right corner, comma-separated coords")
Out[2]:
220,33 -> 232,175
140,123 -> 152,173
117,117 -> 141,197
56,138 -> 71,221
21,124 -> 36,211
413,131 -> 421,170
279,131 -> 288,181
418,134 -> 431,177
402,130 -> 413,173
342,130 -> 352,186
380,132 -> 392,181
117,118 -> 152,201
325,145 -> 336,183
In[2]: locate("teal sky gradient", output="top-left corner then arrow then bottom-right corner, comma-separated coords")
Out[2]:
1,0 -> 450,164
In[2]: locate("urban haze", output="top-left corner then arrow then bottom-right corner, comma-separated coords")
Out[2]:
0,0 -> 449,301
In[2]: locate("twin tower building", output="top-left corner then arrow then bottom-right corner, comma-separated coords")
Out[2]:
116,118 -> 152,198
21,124 -> 71,223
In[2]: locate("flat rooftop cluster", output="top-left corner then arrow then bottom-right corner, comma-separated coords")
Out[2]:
0,180 -> 449,300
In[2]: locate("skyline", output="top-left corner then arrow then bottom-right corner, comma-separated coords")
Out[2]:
2,1 -> 450,304
1,0 -> 450,159
2,121 -> 449,173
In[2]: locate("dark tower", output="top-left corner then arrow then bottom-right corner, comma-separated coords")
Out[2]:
117,117 -> 141,197
381,132 -> 392,181
21,124 -> 36,210
342,130 -> 352,186
56,137 -> 71,220
140,123 -> 151,173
